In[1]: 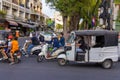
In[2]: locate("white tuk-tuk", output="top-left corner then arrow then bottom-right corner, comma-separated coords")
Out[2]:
57,30 -> 119,69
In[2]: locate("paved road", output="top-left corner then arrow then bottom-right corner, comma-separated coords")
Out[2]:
0,37 -> 120,80
0,57 -> 120,80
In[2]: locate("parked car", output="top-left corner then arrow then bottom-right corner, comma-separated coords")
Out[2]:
38,31 -> 56,42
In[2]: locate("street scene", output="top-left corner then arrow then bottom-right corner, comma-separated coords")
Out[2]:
0,0 -> 120,80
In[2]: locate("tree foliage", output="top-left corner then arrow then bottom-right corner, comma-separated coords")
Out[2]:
0,10 -> 7,18
46,0 -> 101,31
114,0 -> 120,4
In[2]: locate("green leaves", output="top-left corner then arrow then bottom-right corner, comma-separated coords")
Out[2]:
0,10 -> 7,18
114,0 -> 120,4
46,0 -> 101,29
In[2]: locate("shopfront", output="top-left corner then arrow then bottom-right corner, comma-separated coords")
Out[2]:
0,19 -> 20,36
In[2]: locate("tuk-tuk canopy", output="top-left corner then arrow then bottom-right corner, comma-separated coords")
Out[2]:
73,30 -> 119,47
74,30 -> 118,36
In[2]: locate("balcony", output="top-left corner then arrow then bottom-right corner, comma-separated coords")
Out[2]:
5,0 -> 11,2
25,8 -> 31,13
12,0 -> 18,5
2,0 -> 11,8
19,6 -> 25,12
12,3 -> 18,10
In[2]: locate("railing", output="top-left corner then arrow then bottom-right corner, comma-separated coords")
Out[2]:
19,6 -> 25,12
5,0 -> 11,2
12,3 -> 19,10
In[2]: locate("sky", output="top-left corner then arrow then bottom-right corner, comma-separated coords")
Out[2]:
42,0 -> 55,18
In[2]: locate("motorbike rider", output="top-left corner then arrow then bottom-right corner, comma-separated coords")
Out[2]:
47,36 -> 60,57
26,33 -> 40,56
59,32 -> 65,47
9,36 -> 19,65
0,37 -> 10,60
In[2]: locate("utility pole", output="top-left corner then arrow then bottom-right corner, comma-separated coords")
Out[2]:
99,0 -> 113,30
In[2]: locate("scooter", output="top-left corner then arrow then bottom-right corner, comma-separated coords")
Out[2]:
37,43 -> 64,62
21,40 -> 42,56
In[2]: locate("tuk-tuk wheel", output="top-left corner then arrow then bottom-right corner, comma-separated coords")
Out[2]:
58,58 -> 67,66
37,55 -> 44,62
102,59 -> 113,69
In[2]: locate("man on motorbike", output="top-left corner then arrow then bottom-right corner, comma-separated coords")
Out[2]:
47,36 -> 60,57
26,33 -> 39,56
59,32 -> 65,47
0,37 -> 10,60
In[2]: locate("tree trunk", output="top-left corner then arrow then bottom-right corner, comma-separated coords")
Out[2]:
62,16 -> 68,38
69,14 -> 80,31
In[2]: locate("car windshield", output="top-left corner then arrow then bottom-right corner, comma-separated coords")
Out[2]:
67,33 -> 75,43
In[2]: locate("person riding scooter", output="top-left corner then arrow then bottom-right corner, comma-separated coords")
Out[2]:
47,36 -> 60,57
26,33 -> 40,56
0,37 -> 10,60
9,36 -> 19,65
59,32 -> 65,47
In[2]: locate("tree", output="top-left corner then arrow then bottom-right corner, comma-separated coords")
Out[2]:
46,0 -> 101,32
79,0 -> 101,29
56,24 -> 63,32
114,0 -> 120,4
0,10 -> 7,18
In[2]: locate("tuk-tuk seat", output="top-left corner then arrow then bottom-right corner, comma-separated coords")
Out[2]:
76,50 -> 86,54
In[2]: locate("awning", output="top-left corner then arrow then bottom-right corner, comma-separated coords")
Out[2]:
27,22 -> 39,27
0,19 -> 18,26
18,22 -> 36,28
18,22 -> 29,27
28,24 -> 36,28
7,21 -> 18,26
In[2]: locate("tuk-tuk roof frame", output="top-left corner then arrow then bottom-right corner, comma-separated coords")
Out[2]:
73,30 -> 118,36
72,30 -> 119,47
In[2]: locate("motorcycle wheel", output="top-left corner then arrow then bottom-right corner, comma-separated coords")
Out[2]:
37,55 -> 44,62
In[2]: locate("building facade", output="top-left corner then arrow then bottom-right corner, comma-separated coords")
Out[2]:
0,0 -> 43,36
54,11 -> 63,32
0,0 -> 42,23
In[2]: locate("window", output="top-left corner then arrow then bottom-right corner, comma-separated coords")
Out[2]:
67,33 -> 75,43
92,36 -> 105,48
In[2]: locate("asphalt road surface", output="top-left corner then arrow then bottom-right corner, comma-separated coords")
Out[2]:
0,37 -> 120,80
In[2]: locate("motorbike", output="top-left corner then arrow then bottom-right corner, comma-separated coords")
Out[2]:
37,43 -> 64,62
0,49 -> 21,64
21,40 -> 42,56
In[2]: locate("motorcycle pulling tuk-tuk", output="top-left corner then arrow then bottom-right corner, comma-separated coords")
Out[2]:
57,30 -> 119,69
37,43 -> 64,62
